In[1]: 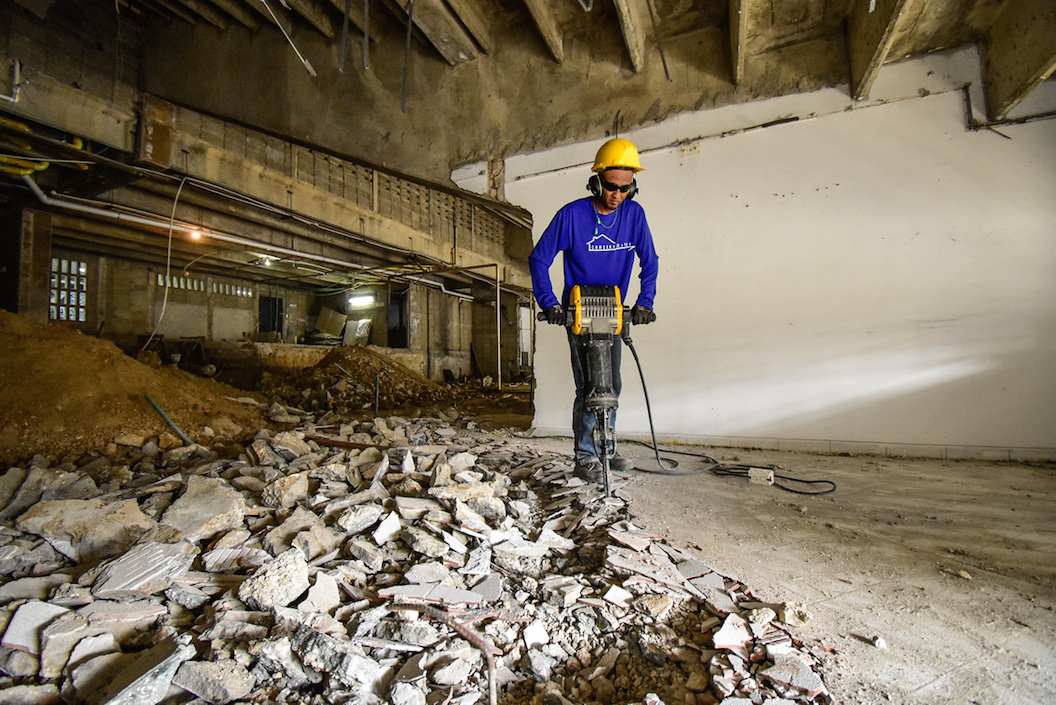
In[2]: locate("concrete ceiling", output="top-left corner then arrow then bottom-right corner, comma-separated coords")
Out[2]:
3,0 -> 1054,297
58,0 -> 1056,121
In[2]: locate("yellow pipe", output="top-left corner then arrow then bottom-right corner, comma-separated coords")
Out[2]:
0,117 -> 31,134
0,164 -> 33,176
0,155 -> 48,171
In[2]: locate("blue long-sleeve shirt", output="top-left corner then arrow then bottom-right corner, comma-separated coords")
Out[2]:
529,197 -> 659,311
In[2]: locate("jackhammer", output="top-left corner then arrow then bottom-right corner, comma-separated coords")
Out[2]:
538,285 -> 635,498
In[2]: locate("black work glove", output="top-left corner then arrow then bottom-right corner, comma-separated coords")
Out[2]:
543,305 -> 565,325
631,305 -> 656,325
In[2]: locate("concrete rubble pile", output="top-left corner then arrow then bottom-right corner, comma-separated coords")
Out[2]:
0,408 -> 830,705
258,347 -> 449,414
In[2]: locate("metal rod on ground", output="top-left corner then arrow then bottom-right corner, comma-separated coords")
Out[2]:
400,0 -> 414,112
144,394 -> 193,446
374,372 -> 380,417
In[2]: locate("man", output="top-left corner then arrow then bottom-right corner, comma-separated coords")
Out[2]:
529,137 -> 659,482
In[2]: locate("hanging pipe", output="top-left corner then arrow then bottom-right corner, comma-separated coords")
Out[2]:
0,59 -> 21,104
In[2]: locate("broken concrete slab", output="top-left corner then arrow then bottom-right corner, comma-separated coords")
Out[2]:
713,614 -> 752,650
0,574 -> 72,605
159,476 -> 245,542
298,572 -> 341,614
172,659 -> 255,704
90,540 -> 198,600
0,683 -> 61,704
1,601 -> 70,655
16,498 -> 155,562
91,639 -> 195,705
378,584 -> 484,606
760,655 -> 827,698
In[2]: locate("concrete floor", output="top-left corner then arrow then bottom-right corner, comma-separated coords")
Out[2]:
533,438 -> 1056,704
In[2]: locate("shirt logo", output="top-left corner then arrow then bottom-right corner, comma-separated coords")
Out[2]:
588,234 -> 635,252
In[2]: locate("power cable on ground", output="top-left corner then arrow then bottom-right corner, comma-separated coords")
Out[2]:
528,332 -> 837,496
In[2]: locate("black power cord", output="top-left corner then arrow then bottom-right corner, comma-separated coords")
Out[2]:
622,335 -> 836,496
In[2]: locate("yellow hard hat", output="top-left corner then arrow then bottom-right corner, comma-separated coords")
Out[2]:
592,138 -> 644,173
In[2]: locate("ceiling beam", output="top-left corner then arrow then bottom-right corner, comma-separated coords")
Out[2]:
612,0 -> 647,73
389,0 -> 480,66
242,0 -> 280,27
207,0 -> 262,30
322,0 -> 377,42
171,0 -> 231,30
846,0 -> 911,100
521,0 -> 563,64
285,0 -> 337,38
152,0 -> 200,24
443,0 -> 491,55
982,0 -> 1056,120
729,0 -> 750,86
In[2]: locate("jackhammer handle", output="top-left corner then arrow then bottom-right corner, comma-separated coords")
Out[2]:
536,307 -> 575,326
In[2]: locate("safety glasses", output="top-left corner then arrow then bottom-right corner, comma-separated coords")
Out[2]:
600,178 -> 634,193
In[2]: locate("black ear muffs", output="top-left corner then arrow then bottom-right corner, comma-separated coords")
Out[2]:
587,174 -> 602,199
587,174 -> 639,200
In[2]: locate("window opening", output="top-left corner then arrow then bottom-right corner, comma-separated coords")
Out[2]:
49,258 -> 87,323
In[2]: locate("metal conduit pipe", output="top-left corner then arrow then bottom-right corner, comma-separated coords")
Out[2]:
0,59 -> 21,104
22,174 -> 373,273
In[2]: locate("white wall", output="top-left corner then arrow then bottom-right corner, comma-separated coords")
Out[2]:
455,48 -> 1056,459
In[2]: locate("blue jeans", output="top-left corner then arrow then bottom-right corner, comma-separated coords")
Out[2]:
567,327 -> 622,461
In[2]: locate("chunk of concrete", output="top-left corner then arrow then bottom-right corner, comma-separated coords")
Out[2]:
91,639 -> 195,705
172,659 -> 255,704
264,506 -> 324,555
75,600 -> 168,643
16,499 -> 155,562
0,467 -> 83,521
91,540 -> 198,600
200,546 -> 271,573
298,572 -> 341,614
402,527 -> 449,558
336,503 -> 384,534
713,614 -> 752,650
759,655 -> 827,698
249,635 -> 318,689
262,471 -> 309,508
2,601 -> 71,655
0,684 -> 61,704
0,574 -> 72,605
292,524 -> 342,561
238,547 -> 310,610
372,511 -> 402,545
160,476 -> 245,543
291,624 -> 383,690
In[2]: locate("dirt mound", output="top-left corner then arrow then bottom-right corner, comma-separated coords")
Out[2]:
0,310 -> 268,466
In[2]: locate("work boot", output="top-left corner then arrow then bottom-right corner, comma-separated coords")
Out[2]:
574,456 -> 604,484
610,453 -> 634,472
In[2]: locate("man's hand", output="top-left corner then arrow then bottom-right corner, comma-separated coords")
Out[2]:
631,305 -> 656,325
543,305 -> 565,325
